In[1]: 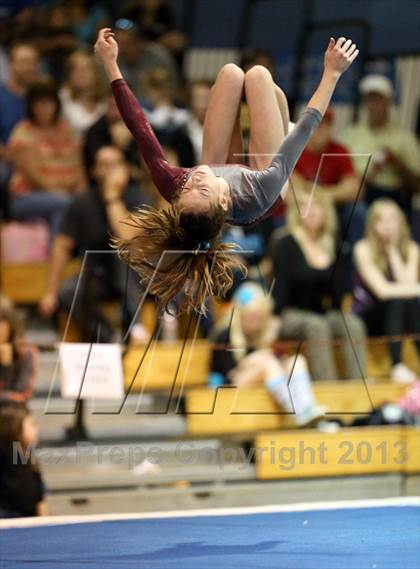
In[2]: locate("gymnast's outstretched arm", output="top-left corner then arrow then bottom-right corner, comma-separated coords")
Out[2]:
246,37 -> 359,222
94,28 -> 188,203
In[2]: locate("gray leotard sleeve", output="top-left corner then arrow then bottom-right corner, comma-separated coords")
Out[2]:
231,107 -> 323,225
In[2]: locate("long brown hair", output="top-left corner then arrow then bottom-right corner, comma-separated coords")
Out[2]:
0,295 -> 24,344
0,403 -> 38,468
26,79 -> 61,125
365,198 -> 411,274
65,50 -> 106,102
114,204 -> 247,315
286,189 -> 337,258
0,402 -> 28,446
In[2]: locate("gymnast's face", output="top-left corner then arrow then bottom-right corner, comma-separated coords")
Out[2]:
178,166 -> 227,214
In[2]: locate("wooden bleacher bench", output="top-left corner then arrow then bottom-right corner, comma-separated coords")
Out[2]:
367,339 -> 419,378
255,425 -> 419,479
1,260 -> 80,304
185,381 -> 410,436
123,340 -> 210,393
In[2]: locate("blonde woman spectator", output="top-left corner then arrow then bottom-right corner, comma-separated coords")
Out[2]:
353,199 -> 420,383
271,191 -> 367,381
8,80 -> 86,235
59,51 -> 107,136
209,282 -> 326,426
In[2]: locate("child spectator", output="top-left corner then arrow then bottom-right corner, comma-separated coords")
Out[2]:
0,295 -> 38,403
8,79 -> 86,236
0,402 -> 47,518
209,282 -> 326,426
271,191 -> 367,381
353,199 -> 420,383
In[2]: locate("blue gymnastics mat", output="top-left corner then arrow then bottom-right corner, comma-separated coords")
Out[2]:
1,498 -> 419,569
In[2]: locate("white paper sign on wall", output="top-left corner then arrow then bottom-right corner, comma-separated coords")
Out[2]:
59,343 -> 124,400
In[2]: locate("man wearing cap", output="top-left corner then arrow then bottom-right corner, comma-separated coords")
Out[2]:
341,74 -> 420,215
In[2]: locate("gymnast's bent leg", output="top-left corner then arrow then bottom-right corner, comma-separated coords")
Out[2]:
245,65 -> 289,170
201,64 -> 244,165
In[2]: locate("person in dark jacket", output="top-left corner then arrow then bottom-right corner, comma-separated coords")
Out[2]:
270,191 -> 366,381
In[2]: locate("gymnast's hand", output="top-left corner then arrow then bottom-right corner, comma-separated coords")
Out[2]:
94,28 -> 118,64
324,37 -> 359,75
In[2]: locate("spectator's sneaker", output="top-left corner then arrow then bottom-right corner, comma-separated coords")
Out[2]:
391,363 -> 418,384
295,404 -> 328,427
129,323 -> 151,345
131,458 -> 161,477
315,419 -> 341,433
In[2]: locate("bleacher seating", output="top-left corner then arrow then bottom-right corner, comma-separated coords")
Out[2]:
1,260 -> 80,304
123,340 -> 211,393
184,381 -> 410,436
256,425 -> 420,479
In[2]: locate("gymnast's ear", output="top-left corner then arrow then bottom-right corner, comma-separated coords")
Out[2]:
217,178 -> 230,212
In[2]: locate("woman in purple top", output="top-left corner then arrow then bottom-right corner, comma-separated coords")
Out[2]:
94,28 -> 358,314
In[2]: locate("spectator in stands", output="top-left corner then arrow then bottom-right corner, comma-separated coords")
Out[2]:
0,41 -> 40,146
142,66 -> 188,130
0,41 -> 40,210
59,51 -> 107,136
121,0 -> 187,69
39,146 -> 151,344
113,18 -> 178,99
0,402 -> 47,518
341,75 -> 420,216
141,66 -> 195,166
292,107 -> 365,245
186,80 -> 212,163
0,60 -> 8,89
240,48 -> 277,79
208,282 -> 326,426
83,92 -> 141,178
8,80 -> 86,236
0,296 -> 38,403
67,0 -> 110,45
353,199 -> 420,383
271,191 -> 367,381
35,3 -> 79,83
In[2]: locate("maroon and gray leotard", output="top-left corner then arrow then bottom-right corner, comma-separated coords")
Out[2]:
111,78 -> 322,226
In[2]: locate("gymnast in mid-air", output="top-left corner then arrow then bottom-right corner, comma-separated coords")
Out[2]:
94,28 -> 358,314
